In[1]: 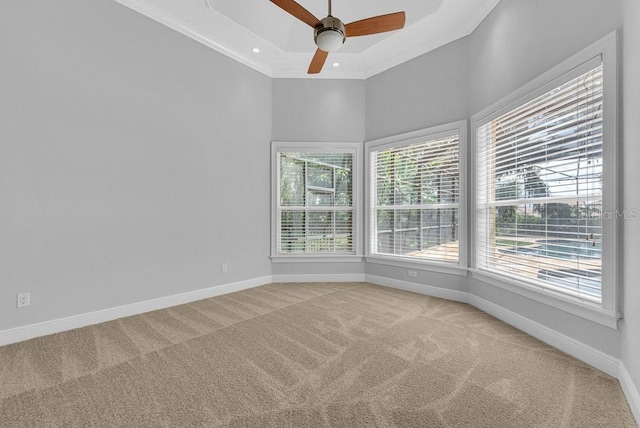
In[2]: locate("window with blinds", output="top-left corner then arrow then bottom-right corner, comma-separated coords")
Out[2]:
276,150 -> 356,255
476,62 -> 604,303
370,133 -> 460,263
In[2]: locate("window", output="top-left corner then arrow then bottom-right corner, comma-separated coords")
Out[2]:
367,122 -> 466,267
474,33 -> 618,318
271,142 -> 361,259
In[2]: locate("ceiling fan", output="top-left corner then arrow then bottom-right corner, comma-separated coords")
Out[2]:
270,0 -> 406,74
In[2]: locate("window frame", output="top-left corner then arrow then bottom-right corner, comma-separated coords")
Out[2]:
365,121 -> 468,275
470,32 -> 619,327
271,141 -> 363,263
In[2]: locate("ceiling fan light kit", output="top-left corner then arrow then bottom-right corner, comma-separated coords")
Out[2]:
271,0 -> 406,74
314,17 -> 345,52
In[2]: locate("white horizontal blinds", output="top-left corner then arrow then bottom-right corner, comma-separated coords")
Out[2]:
278,152 -> 354,254
372,135 -> 460,262
477,62 -> 604,302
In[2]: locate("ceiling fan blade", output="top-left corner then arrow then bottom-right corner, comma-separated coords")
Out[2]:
270,0 -> 321,28
345,12 -> 406,37
308,49 -> 328,74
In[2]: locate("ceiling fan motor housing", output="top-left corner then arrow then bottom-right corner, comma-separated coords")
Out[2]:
314,16 -> 346,52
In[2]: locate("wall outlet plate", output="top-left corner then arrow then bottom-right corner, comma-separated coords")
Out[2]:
17,292 -> 31,308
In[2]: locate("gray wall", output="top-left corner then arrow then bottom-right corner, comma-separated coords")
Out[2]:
365,263 -> 468,293
0,0 -> 272,329
272,79 -> 365,142
469,0 -> 622,113
621,0 -> 640,398
271,78 -> 365,277
365,37 -> 470,141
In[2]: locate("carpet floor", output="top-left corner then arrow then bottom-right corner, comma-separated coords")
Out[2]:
0,282 -> 636,427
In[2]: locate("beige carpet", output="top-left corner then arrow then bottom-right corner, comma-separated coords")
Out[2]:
0,282 -> 636,427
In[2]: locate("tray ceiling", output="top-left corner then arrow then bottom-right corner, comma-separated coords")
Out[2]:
115,0 -> 501,79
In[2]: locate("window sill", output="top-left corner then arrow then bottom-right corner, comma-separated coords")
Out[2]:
270,255 -> 364,263
469,269 -> 620,329
365,256 -> 468,276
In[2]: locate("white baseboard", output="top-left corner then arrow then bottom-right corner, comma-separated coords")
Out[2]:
365,274 -> 470,303
619,363 -> 640,424
470,295 -> 619,377
0,276 -> 272,347
272,273 -> 366,283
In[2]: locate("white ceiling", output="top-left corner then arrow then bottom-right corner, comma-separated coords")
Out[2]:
115,0 -> 501,79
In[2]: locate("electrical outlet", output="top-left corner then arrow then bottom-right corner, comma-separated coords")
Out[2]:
407,270 -> 418,278
221,264 -> 228,274
17,292 -> 31,308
